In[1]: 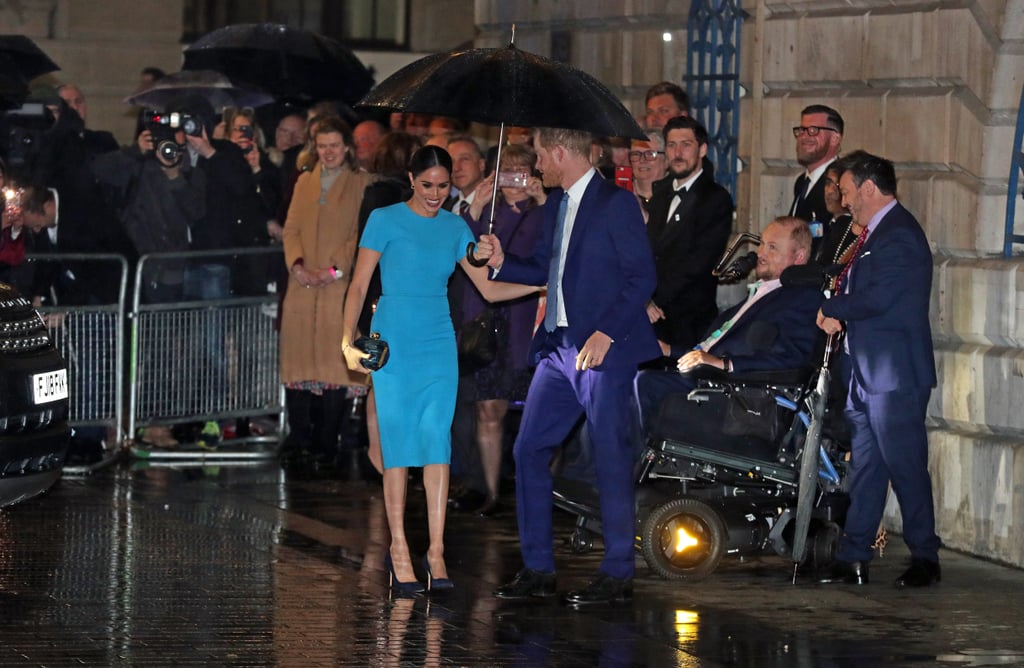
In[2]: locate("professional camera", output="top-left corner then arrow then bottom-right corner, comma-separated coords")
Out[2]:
143,109 -> 200,165
143,109 -> 202,137
0,102 -> 56,169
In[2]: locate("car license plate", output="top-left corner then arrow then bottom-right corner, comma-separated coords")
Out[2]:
32,369 -> 68,404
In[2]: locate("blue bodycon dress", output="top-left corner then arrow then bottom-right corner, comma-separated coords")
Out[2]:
360,202 -> 475,469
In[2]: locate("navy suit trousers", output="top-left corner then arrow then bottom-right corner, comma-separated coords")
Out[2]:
837,371 -> 941,563
513,330 -> 638,579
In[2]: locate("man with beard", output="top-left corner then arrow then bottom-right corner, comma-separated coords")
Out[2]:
790,105 -> 844,246
816,151 -> 940,588
481,127 -> 658,606
643,115 -> 734,359
634,216 -> 822,436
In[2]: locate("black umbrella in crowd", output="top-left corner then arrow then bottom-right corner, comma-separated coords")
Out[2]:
0,34 -> 60,109
358,34 -> 644,140
358,28 -> 644,262
182,23 -> 374,105
125,69 -> 275,113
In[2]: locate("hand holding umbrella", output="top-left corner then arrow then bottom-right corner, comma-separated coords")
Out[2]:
358,25 -> 644,267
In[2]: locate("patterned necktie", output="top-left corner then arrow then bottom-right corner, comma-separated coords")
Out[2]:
459,200 -> 470,216
544,193 -> 570,332
835,228 -> 869,292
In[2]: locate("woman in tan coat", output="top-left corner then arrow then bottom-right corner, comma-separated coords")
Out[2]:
280,115 -> 372,465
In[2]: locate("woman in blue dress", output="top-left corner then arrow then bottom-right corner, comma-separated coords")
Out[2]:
342,146 -> 537,591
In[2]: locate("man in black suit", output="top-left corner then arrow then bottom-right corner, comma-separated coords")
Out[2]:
644,115 -> 734,357
56,84 -> 119,157
790,105 -> 844,244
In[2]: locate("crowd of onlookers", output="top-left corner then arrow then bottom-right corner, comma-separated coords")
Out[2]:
0,72 -> 792,483
0,61 -> 944,593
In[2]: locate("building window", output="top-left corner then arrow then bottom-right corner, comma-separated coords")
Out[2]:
183,0 -> 409,50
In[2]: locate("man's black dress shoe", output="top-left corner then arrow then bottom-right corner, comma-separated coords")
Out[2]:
818,560 -> 869,585
564,574 -> 633,606
494,568 -> 557,599
895,558 -> 941,588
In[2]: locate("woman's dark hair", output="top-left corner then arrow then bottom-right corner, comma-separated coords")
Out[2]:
408,145 -> 452,178
371,132 -> 423,179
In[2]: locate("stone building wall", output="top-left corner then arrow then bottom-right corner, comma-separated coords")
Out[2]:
0,0 -> 186,145
478,0 -> 1024,567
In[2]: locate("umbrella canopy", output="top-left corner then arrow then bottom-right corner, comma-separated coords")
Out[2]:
0,35 -> 60,109
358,43 -> 644,139
125,70 -> 274,112
0,35 -> 60,81
183,23 -> 374,105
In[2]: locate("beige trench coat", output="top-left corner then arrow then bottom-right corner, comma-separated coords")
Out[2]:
280,165 -> 373,386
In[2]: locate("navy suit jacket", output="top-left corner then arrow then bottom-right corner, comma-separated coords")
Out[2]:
820,202 -> 936,394
496,172 -> 659,368
701,283 -> 823,374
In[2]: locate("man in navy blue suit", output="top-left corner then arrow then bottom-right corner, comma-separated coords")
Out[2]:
635,216 -> 822,435
478,126 -> 659,606
817,150 -> 941,588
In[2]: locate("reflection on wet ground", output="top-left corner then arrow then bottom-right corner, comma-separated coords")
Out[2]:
0,460 -> 1022,666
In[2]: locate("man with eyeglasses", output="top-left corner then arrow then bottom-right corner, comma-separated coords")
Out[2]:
628,131 -> 668,213
643,115 -> 734,360
790,105 -> 845,244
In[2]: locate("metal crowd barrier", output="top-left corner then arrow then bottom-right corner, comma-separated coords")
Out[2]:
128,247 -> 285,461
29,252 -> 129,475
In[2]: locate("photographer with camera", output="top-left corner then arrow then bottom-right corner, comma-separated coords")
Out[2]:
92,105 -> 206,449
94,107 -> 203,303
173,95 -> 265,446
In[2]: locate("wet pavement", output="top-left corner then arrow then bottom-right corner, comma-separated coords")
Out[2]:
1,458 -> 1023,667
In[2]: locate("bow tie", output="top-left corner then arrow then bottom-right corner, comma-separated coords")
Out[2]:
674,187 -> 688,199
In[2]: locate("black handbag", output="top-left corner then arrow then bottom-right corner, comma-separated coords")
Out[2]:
458,306 -> 504,373
456,205 -> 529,374
353,332 -> 390,371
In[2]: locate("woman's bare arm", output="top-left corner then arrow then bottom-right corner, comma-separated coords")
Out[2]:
459,257 -> 541,303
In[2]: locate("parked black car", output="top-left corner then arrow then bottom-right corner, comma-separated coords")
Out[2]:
0,282 -> 70,506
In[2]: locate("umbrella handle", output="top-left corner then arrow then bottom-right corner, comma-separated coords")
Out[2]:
466,242 -> 489,267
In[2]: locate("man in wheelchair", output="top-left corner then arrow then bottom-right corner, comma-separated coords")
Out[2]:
622,216 -> 853,580
635,215 -> 822,437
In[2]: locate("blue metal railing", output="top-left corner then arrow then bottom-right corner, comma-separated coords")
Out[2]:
686,0 -> 744,200
1004,81 -> 1024,257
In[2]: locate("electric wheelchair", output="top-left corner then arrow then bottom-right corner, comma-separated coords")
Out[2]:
552,236 -> 851,581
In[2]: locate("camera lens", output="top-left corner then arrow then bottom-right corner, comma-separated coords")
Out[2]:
157,140 -> 182,164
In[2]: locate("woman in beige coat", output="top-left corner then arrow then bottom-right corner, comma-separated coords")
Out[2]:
280,115 -> 372,465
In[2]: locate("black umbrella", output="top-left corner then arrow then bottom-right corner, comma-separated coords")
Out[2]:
125,70 -> 274,112
182,23 -> 374,105
0,35 -> 60,109
359,30 -> 643,263
0,35 -> 60,81
790,332 -> 837,584
358,41 -> 643,140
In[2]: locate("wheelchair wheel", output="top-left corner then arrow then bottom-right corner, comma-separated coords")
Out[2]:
808,521 -> 842,570
641,498 -> 726,581
569,527 -> 595,554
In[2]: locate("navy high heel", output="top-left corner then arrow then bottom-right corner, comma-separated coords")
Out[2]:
385,554 -> 425,594
422,555 -> 454,591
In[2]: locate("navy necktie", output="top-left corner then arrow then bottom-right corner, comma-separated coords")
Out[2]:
544,193 -> 570,332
